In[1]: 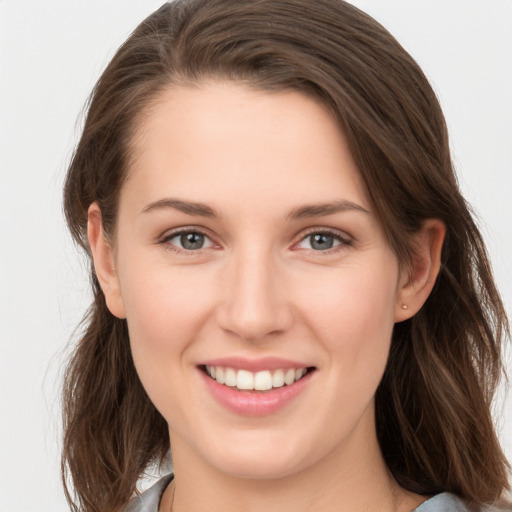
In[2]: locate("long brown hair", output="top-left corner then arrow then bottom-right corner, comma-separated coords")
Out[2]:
62,1 -> 510,510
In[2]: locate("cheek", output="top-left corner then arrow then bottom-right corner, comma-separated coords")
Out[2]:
303,262 -> 398,333
297,258 -> 399,378
116,256 -> 214,401
120,260 -> 212,352
118,260 -> 216,421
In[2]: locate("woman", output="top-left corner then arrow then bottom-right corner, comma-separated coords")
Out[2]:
61,1 -> 511,511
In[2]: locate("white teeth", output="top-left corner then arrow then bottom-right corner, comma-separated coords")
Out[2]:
206,365 -> 309,390
215,367 -> 225,384
237,370 -> 254,390
225,368 -> 237,387
272,369 -> 285,388
254,370 -> 272,391
284,369 -> 296,386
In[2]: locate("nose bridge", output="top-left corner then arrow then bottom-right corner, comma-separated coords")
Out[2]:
217,242 -> 291,341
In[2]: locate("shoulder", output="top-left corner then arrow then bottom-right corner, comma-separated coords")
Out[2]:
125,474 -> 173,512
414,493 -> 512,512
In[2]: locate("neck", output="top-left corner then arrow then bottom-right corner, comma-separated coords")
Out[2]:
162,426 -> 423,512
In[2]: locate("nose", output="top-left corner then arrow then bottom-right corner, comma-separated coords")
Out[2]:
216,247 -> 293,342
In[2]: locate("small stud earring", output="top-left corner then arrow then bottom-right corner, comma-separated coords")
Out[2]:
401,304 -> 408,310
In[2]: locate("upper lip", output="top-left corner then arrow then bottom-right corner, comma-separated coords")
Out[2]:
198,356 -> 313,372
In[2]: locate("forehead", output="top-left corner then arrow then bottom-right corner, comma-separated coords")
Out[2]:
122,82 -> 371,217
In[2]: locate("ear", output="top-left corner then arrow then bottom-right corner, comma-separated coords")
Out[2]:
87,203 -> 126,319
394,219 -> 446,322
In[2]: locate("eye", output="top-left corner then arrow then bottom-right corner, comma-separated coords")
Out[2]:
296,230 -> 351,251
163,230 -> 215,251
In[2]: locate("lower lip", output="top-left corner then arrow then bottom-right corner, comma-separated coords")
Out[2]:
200,369 -> 314,417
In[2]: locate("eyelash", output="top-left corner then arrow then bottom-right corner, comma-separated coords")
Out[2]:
159,227 -> 353,254
296,227 -> 353,254
159,227 -> 216,254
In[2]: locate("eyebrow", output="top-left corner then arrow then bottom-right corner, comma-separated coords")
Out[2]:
288,200 -> 371,219
141,198 -> 218,217
140,197 -> 370,219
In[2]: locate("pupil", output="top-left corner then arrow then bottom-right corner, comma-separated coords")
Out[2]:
311,233 -> 333,250
181,232 -> 204,250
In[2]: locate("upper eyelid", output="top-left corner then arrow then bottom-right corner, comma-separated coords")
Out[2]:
160,226 -> 213,241
297,226 -> 353,242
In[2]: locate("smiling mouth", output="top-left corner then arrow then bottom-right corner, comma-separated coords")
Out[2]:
200,365 -> 316,392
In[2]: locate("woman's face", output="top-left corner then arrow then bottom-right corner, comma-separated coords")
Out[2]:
98,83 -> 411,479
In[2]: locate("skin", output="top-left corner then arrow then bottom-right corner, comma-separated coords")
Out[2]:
88,82 -> 445,512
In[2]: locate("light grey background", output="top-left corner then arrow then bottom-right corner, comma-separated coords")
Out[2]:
1,1 -> 510,510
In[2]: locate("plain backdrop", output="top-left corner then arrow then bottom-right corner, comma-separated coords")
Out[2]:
1,1 -> 511,510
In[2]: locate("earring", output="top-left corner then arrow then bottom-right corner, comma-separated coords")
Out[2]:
401,304 -> 408,310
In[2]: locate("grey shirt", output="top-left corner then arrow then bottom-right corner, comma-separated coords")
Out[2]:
125,474 -> 499,512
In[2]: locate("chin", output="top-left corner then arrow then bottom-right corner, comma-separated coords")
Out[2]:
215,455 -> 305,481
201,431 -> 315,481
